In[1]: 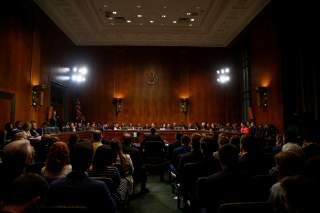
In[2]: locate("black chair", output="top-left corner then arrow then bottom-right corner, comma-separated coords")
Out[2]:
141,141 -> 167,180
218,202 -> 274,213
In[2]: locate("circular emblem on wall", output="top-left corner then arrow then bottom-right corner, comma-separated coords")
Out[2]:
144,70 -> 159,86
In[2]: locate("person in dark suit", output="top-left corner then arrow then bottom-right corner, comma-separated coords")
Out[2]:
46,142 -> 117,213
141,128 -> 163,144
49,110 -> 62,128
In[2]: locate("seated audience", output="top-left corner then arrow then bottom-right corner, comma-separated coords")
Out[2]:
46,142 -> 117,213
110,139 -> 134,195
88,144 -> 128,202
91,130 -> 103,158
177,133 -> 203,175
268,151 -> 304,213
122,133 -> 149,194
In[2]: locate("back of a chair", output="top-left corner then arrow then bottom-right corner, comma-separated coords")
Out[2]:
142,141 -> 165,164
250,174 -> 276,201
90,176 -> 115,191
218,202 -> 274,213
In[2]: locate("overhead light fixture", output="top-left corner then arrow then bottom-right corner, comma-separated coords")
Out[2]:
190,18 -> 195,22
112,11 -> 117,15
161,14 -> 167,18
136,5 -> 142,9
172,20 -> 177,24
149,20 -> 154,23
126,20 -> 132,23
186,12 -> 191,16
137,14 -> 143,18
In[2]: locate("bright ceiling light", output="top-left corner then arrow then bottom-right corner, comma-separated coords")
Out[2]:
172,20 -> 177,24
112,11 -> 117,15
190,18 -> 195,22
126,20 -> 132,23
137,14 -> 142,18
78,67 -> 87,75
149,20 -> 154,23
161,14 -> 167,18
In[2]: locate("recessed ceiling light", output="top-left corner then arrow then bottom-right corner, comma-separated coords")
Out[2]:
136,5 -> 142,9
112,11 -> 117,15
188,23 -> 193,27
172,20 -> 177,24
103,5 -> 108,8
127,20 -> 132,23
139,23 -> 143,26
161,14 -> 167,18
137,14 -> 143,18
163,6 -> 167,9
186,12 -> 191,16
108,17 -> 113,20
190,18 -> 195,22
149,20 -> 154,23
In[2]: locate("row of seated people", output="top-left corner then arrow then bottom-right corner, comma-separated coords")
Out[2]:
166,131 -> 320,213
1,124 -> 319,213
0,129 -> 157,213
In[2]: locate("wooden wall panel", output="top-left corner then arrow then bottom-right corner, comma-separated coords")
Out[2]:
0,5 -> 34,128
249,4 -> 284,130
75,47 -> 242,124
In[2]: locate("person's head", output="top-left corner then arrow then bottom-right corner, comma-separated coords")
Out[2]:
191,133 -> 201,151
200,136 -> 219,156
92,130 -> 102,142
70,141 -> 93,171
181,135 -> 191,146
45,141 -> 70,173
282,143 -> 304,158
93,145 -> 113,169
1,173 -> 48,213
218,144 -> 239,169
14,121 -> 23,129
123,132 -> 133,145
274,151 -> 304,180
110,139 -> 123,155
3,139 -> 35,168
150,127 -> 156,135
280,175 -> 320,213
30,120 -> 37,129
22,122 -> 31,132
4,122 -> 13,131
175,132 -> 183,144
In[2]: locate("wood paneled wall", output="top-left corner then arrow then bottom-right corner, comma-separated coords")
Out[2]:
249,3 -> 284,130
74,47 -> 242,124
0,2 -> 37,128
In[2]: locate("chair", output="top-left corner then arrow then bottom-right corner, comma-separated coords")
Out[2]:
218,202 -> 274,213
250,174 -> 276,201
141,141 -> 167,180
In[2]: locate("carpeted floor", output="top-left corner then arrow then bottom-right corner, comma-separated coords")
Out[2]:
125,175 -> 183,213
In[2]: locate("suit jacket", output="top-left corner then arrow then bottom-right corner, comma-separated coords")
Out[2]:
47,171 -> 117,213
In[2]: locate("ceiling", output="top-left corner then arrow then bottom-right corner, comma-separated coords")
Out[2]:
34,0 -> 270,47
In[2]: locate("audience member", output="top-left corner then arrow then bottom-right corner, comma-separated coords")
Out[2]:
41,141 -> 72,182
46,141 -> 117,213
0,173 -> 48,213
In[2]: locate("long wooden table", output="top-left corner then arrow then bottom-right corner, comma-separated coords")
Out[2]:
49,130 -> 240,144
